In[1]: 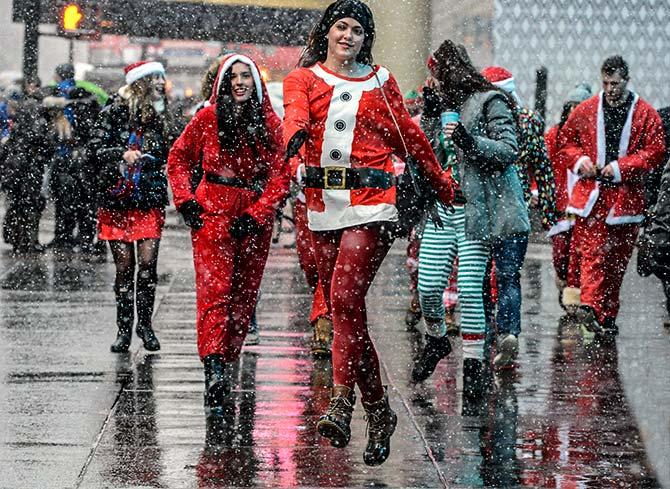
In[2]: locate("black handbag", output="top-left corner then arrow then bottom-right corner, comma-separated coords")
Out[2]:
393,156 -> 444,238
374,72 -> 445,238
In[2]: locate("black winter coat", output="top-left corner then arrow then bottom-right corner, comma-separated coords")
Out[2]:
639,158 -> 670,278
89,94 -> 171,211
1,97 -> 52,201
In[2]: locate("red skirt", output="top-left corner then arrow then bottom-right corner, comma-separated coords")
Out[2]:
97,208 -> 165,242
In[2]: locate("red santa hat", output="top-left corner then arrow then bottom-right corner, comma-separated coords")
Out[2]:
481,65 -> 523,105
124,61 -> 165,85
426,56 -> 438,76
481,66 -> 513,84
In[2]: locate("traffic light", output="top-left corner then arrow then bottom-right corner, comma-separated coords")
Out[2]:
58,2 -> 100,40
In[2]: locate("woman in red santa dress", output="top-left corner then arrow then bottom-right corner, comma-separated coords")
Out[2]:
91,61 -> 172,353
283,0 -> 455,466
167,54 -> 290,414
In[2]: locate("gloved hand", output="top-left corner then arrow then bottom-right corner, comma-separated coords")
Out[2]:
422,86 -> 445,118
285,129 -> 308,162
178,199 -> 204,230
451,123 -> 477,153
229,213 -> 262,240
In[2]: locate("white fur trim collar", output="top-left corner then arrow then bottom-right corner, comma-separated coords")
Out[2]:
596,91 -> 639,167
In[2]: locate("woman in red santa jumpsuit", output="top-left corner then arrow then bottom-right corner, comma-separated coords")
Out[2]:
283,0 -> 454,466
167,54 -> 290,414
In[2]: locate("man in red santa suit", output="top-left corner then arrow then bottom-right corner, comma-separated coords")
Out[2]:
558,55 -> 665,334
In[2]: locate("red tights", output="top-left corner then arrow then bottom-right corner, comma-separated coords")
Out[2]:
294,200 -> 328,323
312,225 -> 393,403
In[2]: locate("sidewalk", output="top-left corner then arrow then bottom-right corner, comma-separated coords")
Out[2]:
0,214 -> 669,488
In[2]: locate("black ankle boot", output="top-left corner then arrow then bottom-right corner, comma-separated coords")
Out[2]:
362,386 -> 397,466
111,286 -> 134,353
204,354 -> 232,415
411,333 -> 452,382
462,358 -> 484,416
136,273 -> 160,351
317,385 -> 355,448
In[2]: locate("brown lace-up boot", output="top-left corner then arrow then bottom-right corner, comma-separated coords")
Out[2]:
317,385 -> 355,447
362,386 -> 397,466
311,317 -> 333,357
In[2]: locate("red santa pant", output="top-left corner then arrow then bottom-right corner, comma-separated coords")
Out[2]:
571,199 -> 639,324
191,213 -> 272,361
293,200 -> 328,323
312,224 -> 393,403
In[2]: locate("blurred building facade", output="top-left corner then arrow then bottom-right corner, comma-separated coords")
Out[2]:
2,0 -> 670,120
429,0 -> 670,122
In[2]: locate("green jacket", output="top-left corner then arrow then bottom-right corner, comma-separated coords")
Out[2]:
421,90 -> 530,241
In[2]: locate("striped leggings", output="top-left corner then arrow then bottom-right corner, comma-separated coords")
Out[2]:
418,205 -> 489,359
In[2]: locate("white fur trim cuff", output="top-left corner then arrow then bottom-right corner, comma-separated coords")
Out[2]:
546,219 -> 574,237
573,155 -> 591,175
296,163 -> 305,185
610,160 -> 622,183
126,62 -> 165,85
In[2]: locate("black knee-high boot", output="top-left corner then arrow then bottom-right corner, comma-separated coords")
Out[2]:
136,270 -> 160,351
111,284 -> 134,353
203,354 -> 233,416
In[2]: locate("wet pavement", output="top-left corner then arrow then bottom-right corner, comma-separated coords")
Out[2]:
1,209 -> 670,488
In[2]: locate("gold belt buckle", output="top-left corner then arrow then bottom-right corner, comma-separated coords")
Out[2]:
324,166 -> 347,190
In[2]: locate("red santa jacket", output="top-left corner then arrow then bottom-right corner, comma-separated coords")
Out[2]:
283,62 -> 453,231
167,54 -> 289,226
558,92 -> 665,224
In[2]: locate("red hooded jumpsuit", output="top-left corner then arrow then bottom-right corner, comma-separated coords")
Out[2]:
168,54 -> 290,361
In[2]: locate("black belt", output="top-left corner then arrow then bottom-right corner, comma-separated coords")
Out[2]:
205,172 -> 264,192
305,166 -> 396,190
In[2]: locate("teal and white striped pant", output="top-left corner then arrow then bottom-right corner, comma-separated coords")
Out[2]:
418,205 -> 489,359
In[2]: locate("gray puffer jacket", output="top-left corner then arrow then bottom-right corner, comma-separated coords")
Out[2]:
422,90 -> 530,241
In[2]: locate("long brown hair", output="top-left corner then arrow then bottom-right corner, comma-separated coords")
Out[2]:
127,76 -> 172,139
201,56 -> 223,100
432,40 -> 514,109
215,63 -> 272,153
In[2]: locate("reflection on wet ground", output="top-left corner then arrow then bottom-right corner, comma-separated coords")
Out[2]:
0,226 -> 669,487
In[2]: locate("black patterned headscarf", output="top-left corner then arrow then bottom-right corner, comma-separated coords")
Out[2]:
321,0 -> 375,37
299,0 -> 376,67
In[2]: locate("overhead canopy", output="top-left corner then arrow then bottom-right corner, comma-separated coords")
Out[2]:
169,0 -> 331,8
13,0 -> 327,45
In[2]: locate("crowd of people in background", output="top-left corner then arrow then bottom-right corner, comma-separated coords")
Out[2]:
1,0 -> 669,469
